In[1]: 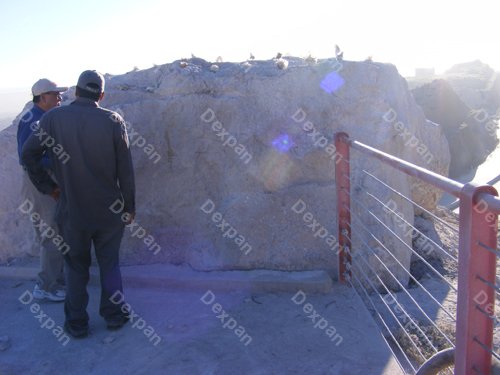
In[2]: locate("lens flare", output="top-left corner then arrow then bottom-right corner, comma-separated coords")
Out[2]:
320,72 -> 345,94
272,134 -> 294,153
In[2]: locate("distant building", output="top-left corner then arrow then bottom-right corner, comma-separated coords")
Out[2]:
415,68 -> 435,78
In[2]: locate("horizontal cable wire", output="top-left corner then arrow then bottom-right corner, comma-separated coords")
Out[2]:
472,366 -> 487,375
348,141 -> 464,198
473,337 -> 500,361
345,228 -> 450,346
346,146 -> 500,375
343,201 -> 457,321
363,188 -> 458,262
475,304 -> 498,324
345,222 -> 456,346
349,257 -> 428,368
477,241 -> 500,258
338,155 -> 350,164
346,176 -> 459,262
344,151 -> 496,372
347,266 -> 417,373
472,365 -> 488,375
349,245 -> 441,357
342,188 -> 458,292
361,170 -> 460,234
476,275 -> 500,295
346,194 -> 458,292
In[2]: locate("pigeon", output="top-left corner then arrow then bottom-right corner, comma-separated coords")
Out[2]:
249,53 -> 255,60
305,54 -> 317,64
275,52 -> 282,59
335,45 -> 343,61
276,58 -> 288,70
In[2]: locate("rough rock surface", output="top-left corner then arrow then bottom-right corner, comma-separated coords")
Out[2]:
0,57 -> 450,286
443,60 -> 500,112
412,79 -> 498,178
408,60 -> 500,113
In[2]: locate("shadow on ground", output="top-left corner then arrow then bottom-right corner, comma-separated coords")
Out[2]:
0,265 -> 402,375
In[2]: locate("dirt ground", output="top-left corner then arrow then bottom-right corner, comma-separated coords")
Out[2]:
0,267 -> 403,375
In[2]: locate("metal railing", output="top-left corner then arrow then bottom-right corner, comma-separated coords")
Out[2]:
334,132 -> 500,374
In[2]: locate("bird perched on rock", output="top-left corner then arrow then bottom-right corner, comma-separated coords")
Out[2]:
249,53 -> 255,60
216,56 -> 223,63
276,58 -> 288,70
335,45 -> 343,61
305,54 -> 317,64
275,52 -> 282,59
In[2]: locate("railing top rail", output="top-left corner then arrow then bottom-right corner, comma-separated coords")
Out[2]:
345,135 -> 500,212
346,138 -> 464,197
478,192 -> 500,213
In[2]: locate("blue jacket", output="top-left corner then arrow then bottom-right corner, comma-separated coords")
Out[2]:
17,104 -> 51,169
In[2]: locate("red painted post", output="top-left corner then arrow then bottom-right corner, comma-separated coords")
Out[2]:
455,183 -> 498,374
335,132 -> 351,283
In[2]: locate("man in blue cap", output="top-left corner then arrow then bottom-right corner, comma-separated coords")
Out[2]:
22,70 -> 136,338
17,78 -> 68,302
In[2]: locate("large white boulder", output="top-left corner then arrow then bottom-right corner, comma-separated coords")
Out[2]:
0,58 -> 450,286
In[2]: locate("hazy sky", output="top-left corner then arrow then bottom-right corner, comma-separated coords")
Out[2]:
1,0 -> 499,107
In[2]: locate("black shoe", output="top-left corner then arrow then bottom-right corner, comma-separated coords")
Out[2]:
106,315 -> 129,330
64,322 -> 89,338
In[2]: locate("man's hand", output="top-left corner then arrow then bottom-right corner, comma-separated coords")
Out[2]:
124,212 -> 135,225
50,187 -> 61,201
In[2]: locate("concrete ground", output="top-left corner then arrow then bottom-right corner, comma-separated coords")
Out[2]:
0,263 -> 403,375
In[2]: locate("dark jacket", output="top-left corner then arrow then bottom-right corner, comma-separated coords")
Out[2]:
21,97 -> 135,230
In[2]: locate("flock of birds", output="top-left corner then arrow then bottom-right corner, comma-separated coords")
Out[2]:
177,45 -> 374,72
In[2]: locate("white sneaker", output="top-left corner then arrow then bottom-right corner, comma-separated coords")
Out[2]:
33,284 -> 66,302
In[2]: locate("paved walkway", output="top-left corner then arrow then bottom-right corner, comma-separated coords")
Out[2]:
0,264 -> 402,375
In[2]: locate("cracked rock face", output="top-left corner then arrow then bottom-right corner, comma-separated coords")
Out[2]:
0,58 -> 449,285
412,78 -> 499,178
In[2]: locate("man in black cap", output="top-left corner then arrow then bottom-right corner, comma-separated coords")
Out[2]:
17,78 -> 68,302
22,70 -> 136,338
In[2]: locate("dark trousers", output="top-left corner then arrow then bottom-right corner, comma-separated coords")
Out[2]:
61,222 -> 126,328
